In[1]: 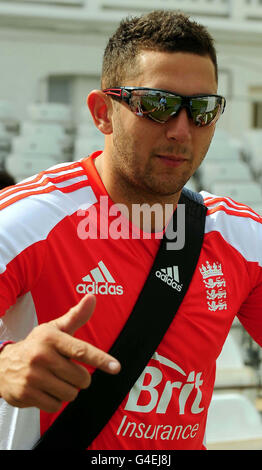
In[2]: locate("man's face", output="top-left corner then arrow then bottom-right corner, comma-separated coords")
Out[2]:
108,50 -> 218,198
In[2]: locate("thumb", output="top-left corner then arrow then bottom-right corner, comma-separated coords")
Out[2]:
52,294 -> 96,336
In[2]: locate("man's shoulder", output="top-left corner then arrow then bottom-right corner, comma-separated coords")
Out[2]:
200,190 -> 262,266
0,159 -> 97,262
0,160 -> 95,218
200,190 -> 262,225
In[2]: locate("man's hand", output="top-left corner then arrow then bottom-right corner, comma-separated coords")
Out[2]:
0,294 -> 121,412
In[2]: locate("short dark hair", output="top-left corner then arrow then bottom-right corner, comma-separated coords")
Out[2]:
0,170 -> 15,190
102,10 -> 218,88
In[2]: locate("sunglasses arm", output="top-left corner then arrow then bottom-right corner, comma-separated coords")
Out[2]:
103,88 -> 131,104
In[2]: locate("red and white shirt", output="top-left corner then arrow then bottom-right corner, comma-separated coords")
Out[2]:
0,152 -> 262,450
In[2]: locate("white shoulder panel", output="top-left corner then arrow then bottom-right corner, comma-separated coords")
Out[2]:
0,163 -> 97,274
201,191 -> 262,268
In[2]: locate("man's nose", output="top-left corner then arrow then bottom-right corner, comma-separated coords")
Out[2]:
165,108 -> 192,143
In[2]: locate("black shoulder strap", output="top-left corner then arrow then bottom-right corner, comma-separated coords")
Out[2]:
33,189 -> 207,450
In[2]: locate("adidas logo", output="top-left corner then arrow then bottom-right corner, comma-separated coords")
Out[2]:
76,260 -> 124,296
155,266 -> 183,292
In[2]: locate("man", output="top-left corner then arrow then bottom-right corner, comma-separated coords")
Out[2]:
0,10 -> 261,450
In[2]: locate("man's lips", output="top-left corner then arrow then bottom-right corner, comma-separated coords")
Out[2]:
156,154 -> 188,167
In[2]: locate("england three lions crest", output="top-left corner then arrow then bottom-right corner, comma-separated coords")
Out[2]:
199,261 -> 228,312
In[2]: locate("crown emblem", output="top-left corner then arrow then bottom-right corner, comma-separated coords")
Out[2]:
199,261 -> 223,279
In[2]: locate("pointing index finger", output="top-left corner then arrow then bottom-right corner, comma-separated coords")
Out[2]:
56,332 -> 121,375
82,341 -> 121,374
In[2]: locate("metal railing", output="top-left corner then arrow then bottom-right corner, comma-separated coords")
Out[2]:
3,0 -> 85,4
1,0 -> 262,21
100,0 -> 229,17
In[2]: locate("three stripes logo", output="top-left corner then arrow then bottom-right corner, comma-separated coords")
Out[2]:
155,266 -> 183,292
76,260 -> 124,296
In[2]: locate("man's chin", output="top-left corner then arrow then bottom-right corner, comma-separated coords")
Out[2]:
144,179 -> 190,197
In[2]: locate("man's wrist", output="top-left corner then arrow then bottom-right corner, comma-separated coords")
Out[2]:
0,341 -> 15,353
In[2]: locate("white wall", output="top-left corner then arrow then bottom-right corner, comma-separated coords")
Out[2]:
0,27 -> 106,122
216,40 -> 262,138
1,18 -> 262,139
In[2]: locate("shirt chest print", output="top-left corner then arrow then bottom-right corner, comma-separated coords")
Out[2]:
199,261 -> 228,312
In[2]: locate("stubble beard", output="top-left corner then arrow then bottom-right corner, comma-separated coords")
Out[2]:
112,134 -> 195,202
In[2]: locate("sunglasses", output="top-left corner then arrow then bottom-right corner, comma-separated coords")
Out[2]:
103,87 -> 226,127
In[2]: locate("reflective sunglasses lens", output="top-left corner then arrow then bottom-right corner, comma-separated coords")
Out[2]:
190,96 -> 222,127
130,92 -> 182,122
128,90 -> 224,126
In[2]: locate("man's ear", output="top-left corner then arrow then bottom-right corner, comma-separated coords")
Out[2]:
87,90 -> 113,135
